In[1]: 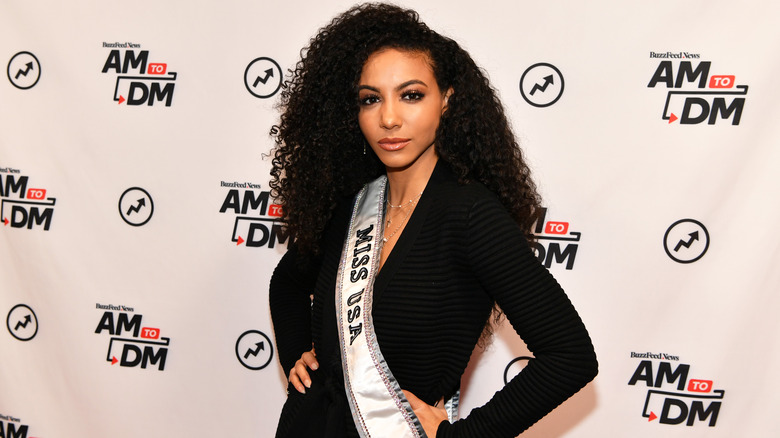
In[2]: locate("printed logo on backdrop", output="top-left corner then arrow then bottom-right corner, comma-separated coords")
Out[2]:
664,219 -> 709,263
532,208 -> 580,270
7,51 -> 41,90
0,413 -> 35,438
218,181 -> 288,248
628,351 -> 725,427
648,52 -> 748,125
1,166 -> 56,231
118,187 -> 154,226
235,330 -> 274,370
6,304 -> 38,341
101,42 -> 177,106
519,63 -> 564,108
244,57 -> 283,99
94,303 -> 170,371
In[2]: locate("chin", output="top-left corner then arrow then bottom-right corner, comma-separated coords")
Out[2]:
374,154 -> 412,170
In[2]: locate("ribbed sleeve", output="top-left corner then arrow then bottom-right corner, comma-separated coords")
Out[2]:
434,193 -> 598,437
268,245 -> 318,375
269,160 -> 597,437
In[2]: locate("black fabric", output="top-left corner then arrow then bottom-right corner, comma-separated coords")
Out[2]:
274,367 -> 356,438
270,160 -> 598,437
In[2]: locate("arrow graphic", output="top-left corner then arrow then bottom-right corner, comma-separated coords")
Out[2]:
236,236 -> 245,246
674,231 -> 699,252
15,62 -> 34,79
253,68 -> 274,87
3,218 -> 8,226
126,198 -> 146,215
15,315 -> 32,330
530,75 -> 554,95
111,356 -> 118,365
244,341 -> 265,359
648,411 -> 657,422
118,95 -> 126,105
668,113 -> 678,124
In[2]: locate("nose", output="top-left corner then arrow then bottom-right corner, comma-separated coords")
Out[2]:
379,100 -> 400,130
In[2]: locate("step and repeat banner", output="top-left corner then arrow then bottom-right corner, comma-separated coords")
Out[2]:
2,1 -> 779,437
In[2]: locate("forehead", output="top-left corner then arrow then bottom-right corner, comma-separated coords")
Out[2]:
359,48 -> 435,83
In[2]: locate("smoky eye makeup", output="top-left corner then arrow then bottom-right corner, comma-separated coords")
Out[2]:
401,90 -> 425,101
358,93 -> 380,106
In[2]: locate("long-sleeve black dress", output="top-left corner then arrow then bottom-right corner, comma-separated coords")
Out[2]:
270,160 -> 597,437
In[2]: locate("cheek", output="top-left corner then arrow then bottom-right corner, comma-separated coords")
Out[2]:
414,105 -> 443,137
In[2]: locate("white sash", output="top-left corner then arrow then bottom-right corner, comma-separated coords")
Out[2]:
336,175 -> 458,438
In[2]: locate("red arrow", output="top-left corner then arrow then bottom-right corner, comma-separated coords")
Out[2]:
118,95 -> 126,105
3,218 -> 8,226
648,411 -> 657,422
668,113 -> 678,124
236,236 -> 245,246
111,356 -> 118,365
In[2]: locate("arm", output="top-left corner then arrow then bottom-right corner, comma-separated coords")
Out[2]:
269,245 -> 320,377
437,195 -> 598,437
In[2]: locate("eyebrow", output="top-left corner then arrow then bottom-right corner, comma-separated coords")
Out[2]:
358,79 -> 428,93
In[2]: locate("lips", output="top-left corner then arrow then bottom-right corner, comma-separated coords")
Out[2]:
377,137 -> 411,151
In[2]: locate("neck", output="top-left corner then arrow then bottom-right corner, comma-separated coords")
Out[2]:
385,155 -> 438,206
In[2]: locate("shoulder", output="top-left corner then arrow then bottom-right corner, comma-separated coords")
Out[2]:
427,160 -> 501,210
421,161 -> 515,246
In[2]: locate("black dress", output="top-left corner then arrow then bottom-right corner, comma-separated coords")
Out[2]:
270,160 -> 597,437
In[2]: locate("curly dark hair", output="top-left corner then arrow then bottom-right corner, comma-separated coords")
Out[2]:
270,2 -> 542,258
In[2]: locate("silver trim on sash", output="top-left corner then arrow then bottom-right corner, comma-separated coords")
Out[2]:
444,390 -> 460,423
336,176 -> 425,437
337,176 -> 461,436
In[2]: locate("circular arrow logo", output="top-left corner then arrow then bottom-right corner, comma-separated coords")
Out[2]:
519,63 -> 564,108
7,51 -> 41,90
664,219 -> 710,263
236,329 -> 274,370
244,57 -> 283,99
118,187 -> 154,226
7,304 -> 38,341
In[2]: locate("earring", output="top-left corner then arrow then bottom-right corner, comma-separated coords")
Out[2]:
363,143 -> 366,155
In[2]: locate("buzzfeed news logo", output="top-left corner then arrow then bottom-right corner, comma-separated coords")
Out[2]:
628,351 -> 725,427
532,208 -> 580,270
648,52 -> 748,125
94,303 -> 170,371
1,167 -> 56,231
218,181 -> 289,248
101,43 -> 177,106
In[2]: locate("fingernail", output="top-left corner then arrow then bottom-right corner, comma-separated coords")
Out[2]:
311,363 -> 319,370
304,379 -> 311,388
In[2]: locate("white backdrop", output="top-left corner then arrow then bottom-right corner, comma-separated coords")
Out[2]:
2,1 -> 779,437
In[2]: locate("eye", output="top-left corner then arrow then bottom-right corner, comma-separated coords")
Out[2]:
359,94 -> 380,106
402,90 -> 425,101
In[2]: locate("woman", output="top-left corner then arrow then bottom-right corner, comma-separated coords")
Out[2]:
268,4 -> 597,437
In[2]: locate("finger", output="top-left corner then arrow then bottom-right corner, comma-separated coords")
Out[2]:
289,368 -> 306,394
302,350 -> 319,370
293,361 -> 312,389
435,403 -> 447,418
402,390 -> 424,410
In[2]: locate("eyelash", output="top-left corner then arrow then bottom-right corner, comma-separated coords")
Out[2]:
402,90 -> 425,101
358,90 -> 426,106
359,94 -> 380,106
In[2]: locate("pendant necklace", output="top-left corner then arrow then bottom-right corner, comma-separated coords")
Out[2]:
383,190 -> 423,243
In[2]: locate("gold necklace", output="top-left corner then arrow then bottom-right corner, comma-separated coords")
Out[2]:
387,190 -> 423,209
383,191 -> 423,243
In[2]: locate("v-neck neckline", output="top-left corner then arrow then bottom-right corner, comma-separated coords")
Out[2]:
372,161 -> 442,305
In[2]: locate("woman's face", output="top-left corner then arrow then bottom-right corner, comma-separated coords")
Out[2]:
357,49 -> 449,172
